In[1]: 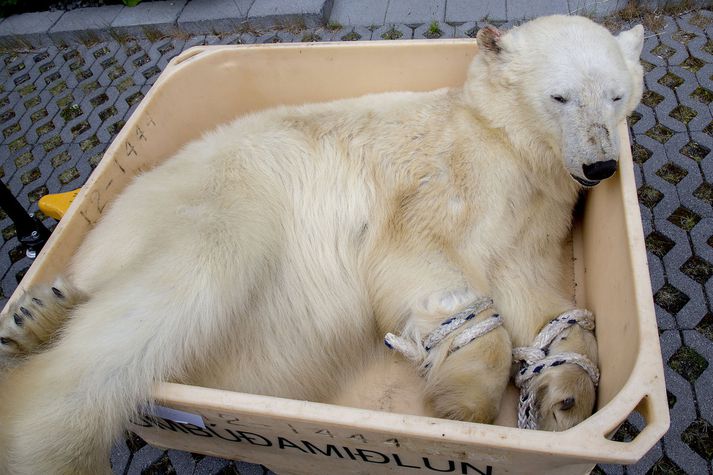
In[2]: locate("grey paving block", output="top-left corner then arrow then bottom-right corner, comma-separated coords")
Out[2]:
110,437 -> 133,474
125,444 -> 167,474
49,5 -> 124,44
384,0 -> 446,25
507,0 -> 569,20
236,460 -> 268,475
454,21 -> 478,38
690,218 -> 713,265
658,21 -> 690,67
193,456 -> 234,473
655,67 -> 700,134
329,0 -> 388,26
166,449 -> 198,473
177,0 -> 249,34
111,0 -> 188,37
248,0 -> 333,28
568,0 -> 623,17
626,442 -> 663,475
694,62 -> 713,96
0,11 -> 63,48
445,0 -> 506,23
630,102 -> 656,138
640,35 -> 670,69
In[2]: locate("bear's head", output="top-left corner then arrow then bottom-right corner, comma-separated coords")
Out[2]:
467,16 -> 644,187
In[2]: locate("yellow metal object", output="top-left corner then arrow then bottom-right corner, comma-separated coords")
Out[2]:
38,188 -> 80,220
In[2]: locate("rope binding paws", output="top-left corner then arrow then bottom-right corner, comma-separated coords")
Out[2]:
512,309 -> 600,430
383,297 -> 502,372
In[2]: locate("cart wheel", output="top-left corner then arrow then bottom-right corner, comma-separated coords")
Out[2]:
39,189 -> 80,220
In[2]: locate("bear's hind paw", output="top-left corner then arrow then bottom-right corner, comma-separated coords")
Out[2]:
0,277 -> 85,363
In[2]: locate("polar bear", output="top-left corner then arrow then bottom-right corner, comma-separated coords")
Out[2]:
0,15 -> 643,474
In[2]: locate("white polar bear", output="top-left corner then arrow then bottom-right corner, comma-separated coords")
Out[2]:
0,15 -> 643,474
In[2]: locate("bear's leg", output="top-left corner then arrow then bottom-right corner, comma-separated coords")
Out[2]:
0,264 -> 256,474
492,247 -> 599,430
369,249 -> 511,423
0,277 -> 86,365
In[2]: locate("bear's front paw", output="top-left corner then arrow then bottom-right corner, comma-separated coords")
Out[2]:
0,278 -> 84,364
513,309 -> 600,431
526,363 -> 597,431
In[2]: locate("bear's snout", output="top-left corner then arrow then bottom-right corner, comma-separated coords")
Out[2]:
582,160 -> 617,181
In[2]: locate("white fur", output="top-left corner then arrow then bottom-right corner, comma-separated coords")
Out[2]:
0,16 -> 644,473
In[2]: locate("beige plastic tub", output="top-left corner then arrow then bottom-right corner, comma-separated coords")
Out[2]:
5,41 -> 669,474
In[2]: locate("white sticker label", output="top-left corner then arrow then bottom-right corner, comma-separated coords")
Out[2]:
147,405 -> 206,428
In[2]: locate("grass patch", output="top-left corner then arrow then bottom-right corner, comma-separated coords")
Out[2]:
20,167 -> 40,185
301,32 -> 322,42
8,136 -> 28,152
656,162 -> 687,184
680,256 -> 713,284
60,104 -> 82,122
693,182 -> 713,205
142,26 -> 166,42
680,141 -> 710,162
669,104 -> 697,124
691,87 -> 713,104
645,123 -> 674,143
381,27 -> 403,40
646,231 -> 675,257
80,134 -> 100,152
341,31 -> 362,41
655,283 -> 690,314
638,185 -> 664,208
42,135 -> 63,153
424,21 -> 442,39
667,206 -> 701,231
58,167 -> 80,185
14,151 -> 32,168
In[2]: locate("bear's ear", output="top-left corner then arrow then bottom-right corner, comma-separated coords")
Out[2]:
616,24 -> 644,63
476,25 -> 503,57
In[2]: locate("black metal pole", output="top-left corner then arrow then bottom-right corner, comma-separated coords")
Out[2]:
0,181 -> 51,259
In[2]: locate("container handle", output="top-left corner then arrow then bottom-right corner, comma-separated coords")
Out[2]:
593,392 -> 670,459
168,47 -> 208,68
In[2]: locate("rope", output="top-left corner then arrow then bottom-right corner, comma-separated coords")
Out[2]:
512,309 -> 600,430
384,297 -> 502,368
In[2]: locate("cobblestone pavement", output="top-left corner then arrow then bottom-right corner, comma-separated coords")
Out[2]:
1,10 -> 712,475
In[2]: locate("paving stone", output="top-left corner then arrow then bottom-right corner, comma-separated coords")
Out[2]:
166,449 -> 198,473
328,0 -> 387,26
507,0 -> 569,20
384,0 -> 446,25
125,445 -> 169,474
235,461 -> 269,475
659,22 -> 691,66
109,434 -> 132,472
691,218 -> 713,266
177,0 -> 250,34
248,0 -> 333,29
569,0 -> 624,17
445,0 -> 506,23
626,441 -> 664,474
0,11 -> 63,48
49,5 -> 124,44
193,456 -> 234,473
111,0 -> 188,37
454,21 -> 478,38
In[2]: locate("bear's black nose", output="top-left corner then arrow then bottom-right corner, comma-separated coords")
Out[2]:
583,160 -> 617,181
